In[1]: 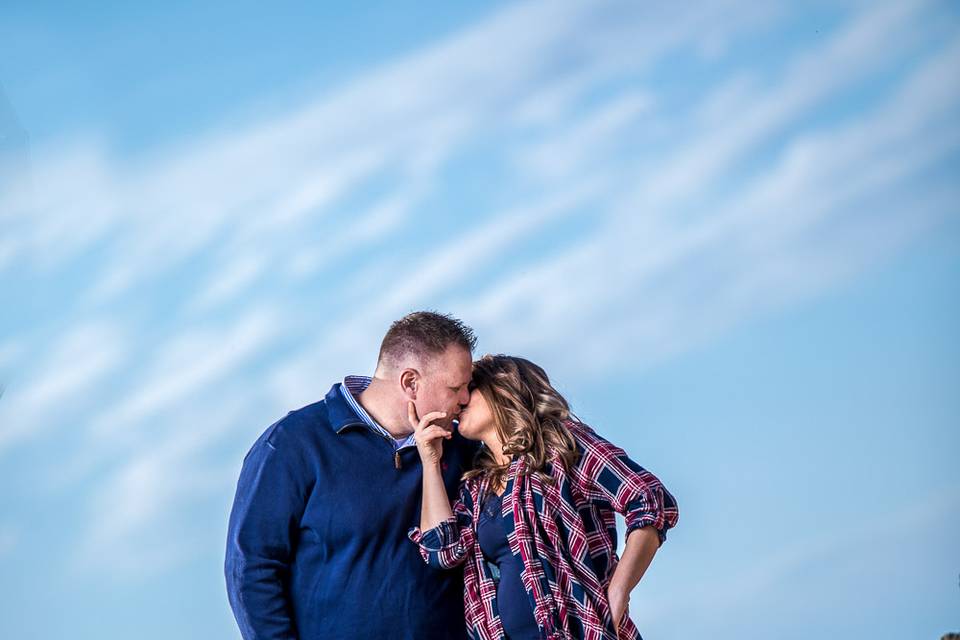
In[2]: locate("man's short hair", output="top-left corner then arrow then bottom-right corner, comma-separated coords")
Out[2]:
377,311 -> 477,369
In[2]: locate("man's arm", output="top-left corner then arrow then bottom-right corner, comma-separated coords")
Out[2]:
225,435 -> 307,640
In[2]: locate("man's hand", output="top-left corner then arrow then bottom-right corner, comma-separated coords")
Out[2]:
409,401 -> 451,467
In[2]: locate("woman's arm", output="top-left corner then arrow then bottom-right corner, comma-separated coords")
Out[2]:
570,424 -> 679,631
409,401 -> 458,531
607,525 -> 660,631
408,402 -> 476,569
572,424 -> 679,545
420,456 -> 454,531
408,482 -> 477,570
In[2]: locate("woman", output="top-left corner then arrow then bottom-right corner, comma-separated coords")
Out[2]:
408,354 -> 678,640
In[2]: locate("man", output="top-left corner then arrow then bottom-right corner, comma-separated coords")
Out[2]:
225,311 -> 478,639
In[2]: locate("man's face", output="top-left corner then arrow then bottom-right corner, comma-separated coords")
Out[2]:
415,344 -> 473,429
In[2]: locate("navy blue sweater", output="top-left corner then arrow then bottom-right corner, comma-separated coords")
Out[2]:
225,383 -> 476,639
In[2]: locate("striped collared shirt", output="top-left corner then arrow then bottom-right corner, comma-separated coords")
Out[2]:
340,375 -> 418,450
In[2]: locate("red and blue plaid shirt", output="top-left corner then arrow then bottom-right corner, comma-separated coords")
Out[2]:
409,421 -> 679,640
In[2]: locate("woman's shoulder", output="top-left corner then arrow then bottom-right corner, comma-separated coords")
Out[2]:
536,419 -> 591,475
562,419 -> 630,468
563,419 -> 604,449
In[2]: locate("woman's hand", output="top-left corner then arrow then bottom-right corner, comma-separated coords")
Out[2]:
409,401 -> 451,467
608,584 -> 629,638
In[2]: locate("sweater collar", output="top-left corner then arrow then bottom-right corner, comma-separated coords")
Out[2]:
323,383 -> 368,433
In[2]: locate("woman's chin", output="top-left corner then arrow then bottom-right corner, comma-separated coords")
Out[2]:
457,422 -> 479,441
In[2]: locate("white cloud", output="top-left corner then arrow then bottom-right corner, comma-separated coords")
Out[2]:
0,0 -> 952,587
377,176 -> 608,312
2,0 -> 777,308
280,182 -> 425,281
75,399 -> 254,577
0,322 -> 126,454
443,4 -> 960,376
632,0 -> 935,210
260,176 -> 611,410
187,252 -> 268,314
513,90 -> 654,180
254,0 -> 960,433
90,307 -> 280,438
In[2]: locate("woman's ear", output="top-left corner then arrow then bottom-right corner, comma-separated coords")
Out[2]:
399,368 -> 419,400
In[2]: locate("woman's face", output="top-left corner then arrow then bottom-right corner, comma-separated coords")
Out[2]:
456,387 -> 496,441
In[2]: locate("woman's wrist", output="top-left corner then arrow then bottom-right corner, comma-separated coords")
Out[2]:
607,579 -> 629,600
420,457 -> 442,470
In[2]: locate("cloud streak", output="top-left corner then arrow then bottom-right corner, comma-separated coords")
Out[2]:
0,0 -> 955,584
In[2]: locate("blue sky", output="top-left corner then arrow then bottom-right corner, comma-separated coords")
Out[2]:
1,1 -> 958,638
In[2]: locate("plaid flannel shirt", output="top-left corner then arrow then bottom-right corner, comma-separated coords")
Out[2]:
409,421 -> 678,640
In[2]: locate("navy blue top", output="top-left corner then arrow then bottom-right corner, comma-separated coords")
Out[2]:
225,383 -> 477,640
477,491 -> 540,640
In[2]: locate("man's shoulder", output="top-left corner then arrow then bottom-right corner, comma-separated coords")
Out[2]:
258,398 -> 332,450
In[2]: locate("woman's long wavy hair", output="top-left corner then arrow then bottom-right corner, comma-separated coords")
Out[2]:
462,354 -> 580,490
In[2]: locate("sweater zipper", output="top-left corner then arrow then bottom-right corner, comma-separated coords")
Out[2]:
374,430 -> 402,469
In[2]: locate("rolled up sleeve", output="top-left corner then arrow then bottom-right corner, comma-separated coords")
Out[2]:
574,427 -> 679,545
407,482 -> 476,569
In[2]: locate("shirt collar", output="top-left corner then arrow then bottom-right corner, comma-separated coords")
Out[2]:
329,376 -> 418,449
339,375 -> 381,432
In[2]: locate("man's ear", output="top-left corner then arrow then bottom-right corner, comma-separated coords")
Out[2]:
399,369 -> 419,400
